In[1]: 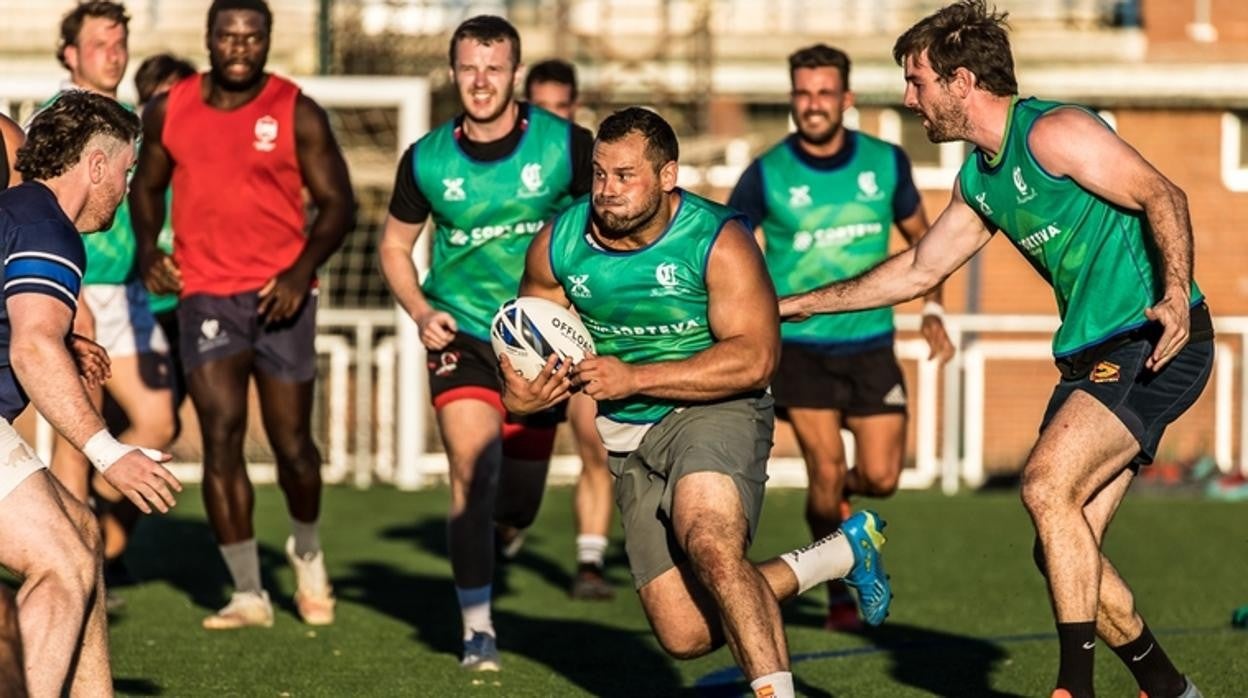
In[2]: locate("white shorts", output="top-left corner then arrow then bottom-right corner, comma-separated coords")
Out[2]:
0,419 -> 47,503
83,279 -> 169,358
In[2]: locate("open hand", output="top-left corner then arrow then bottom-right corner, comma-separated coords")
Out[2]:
101,448 -> 182,514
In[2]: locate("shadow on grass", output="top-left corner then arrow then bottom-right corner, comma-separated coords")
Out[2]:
778,596 -> 1021,697
121,514 -> 297,619
112,676 -> 162,695
379,516 -> 630,601
333,559 -> 681,697
695,598 -> 1022,697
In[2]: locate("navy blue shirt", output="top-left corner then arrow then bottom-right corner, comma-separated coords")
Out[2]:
727,132 -> 921,232
0,181 -> 85,421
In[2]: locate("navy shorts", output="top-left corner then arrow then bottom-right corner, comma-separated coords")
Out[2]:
178,290 -> 318,383
1041,337 -> 1213,465
771,342 -> 907,417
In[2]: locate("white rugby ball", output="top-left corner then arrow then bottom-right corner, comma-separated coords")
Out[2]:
490,297 -> 596,381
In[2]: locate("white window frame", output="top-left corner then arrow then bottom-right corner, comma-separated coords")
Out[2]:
1221,112 -> 1248,192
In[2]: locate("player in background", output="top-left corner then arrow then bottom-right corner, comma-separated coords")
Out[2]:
781,3 -> 1209,696
46,0 -> 177,601
523,57 -> 614,601
3,88 -> 180,698
134,53 -> 197,416
504,107 -> 892,698
379,16 -> 593,669
728,43 -> 953,630
130,0 -> 355,630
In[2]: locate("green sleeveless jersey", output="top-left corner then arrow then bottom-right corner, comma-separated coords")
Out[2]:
758,131 -> 899,346
549,191 -> 742,434
415,108 -> 575,339
83,200 -> 136,285
39,90 -> 136,285
959,97 -> 1203,357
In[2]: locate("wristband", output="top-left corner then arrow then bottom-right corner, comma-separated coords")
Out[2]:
82,429 -> 133,473
921,301 -> 945,319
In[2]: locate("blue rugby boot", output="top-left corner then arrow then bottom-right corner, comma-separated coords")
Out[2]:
841,510 -> 892,626
461,631 -> 501,671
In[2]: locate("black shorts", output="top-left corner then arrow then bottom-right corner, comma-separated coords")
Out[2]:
1041,337 -> 1213,465
426,333 -> 566,429
771,342 -> 907,417
178,290 -> 317,383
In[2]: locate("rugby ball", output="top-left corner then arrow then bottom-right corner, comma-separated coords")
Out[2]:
490,297 -> 595,381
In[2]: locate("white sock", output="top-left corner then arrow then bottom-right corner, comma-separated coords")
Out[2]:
779,530 -> 855,595
576,534 -> 608,567
750,671 -> 794,698
455,584 -> 494,640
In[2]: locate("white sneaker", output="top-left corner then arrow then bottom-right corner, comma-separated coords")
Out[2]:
202,590 -> 273,630
285,536 -> 336,625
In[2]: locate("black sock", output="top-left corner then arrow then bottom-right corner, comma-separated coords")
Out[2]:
1111,624 -> 1187,697
1056,621 -> 1097,697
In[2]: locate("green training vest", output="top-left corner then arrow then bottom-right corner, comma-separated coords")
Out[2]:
958,97 -> 1203,357
758,131 -> 898,345
549,191 -> 740,426
414,108 -> 575,339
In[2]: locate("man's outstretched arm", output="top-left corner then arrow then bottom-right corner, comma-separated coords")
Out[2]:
779,183 -> 992,320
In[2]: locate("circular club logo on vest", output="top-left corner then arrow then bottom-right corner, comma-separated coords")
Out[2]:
253,115 -> 279,152
856,171 -> 885,202
517,162 -> 549,198
650,262 -> 683,297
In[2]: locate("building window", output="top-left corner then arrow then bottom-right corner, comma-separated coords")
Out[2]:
878,108 -> 966,191
1222,112 -> 1248,192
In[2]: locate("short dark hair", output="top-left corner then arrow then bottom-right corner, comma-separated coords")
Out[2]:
892,0 -> 1018,97
16,90 -> 141,181
449,15 -> 520,68
525,59 -> 577,102
788,44 -> 851,90
58,1 -> 130,70
596,107 -> 678,171
134,53 -> 196,105
207,0 -> 273,35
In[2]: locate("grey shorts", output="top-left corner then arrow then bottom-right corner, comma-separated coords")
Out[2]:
178,290 -> 318,383
608,392 -> 775,589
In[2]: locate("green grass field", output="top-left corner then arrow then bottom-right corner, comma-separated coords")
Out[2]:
102,484 -> 1246,696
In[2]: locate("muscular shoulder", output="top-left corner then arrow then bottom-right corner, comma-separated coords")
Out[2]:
1027,106 -> 1112,177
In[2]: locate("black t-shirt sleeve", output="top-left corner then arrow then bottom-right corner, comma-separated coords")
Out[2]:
569,124 -> 594,197
726,159 -> 768,231
891,146 -> 922,222
387,144 -> 432,224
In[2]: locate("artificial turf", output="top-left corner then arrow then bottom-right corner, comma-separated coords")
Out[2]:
101,483 -> 1246,696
